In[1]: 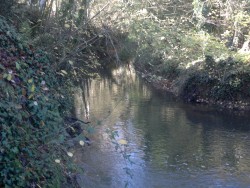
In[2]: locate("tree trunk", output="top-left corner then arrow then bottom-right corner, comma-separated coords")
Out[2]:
84,0 -> 89,23
232,21 -> 240,48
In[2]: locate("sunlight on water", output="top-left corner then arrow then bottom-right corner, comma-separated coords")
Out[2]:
73,66 -> 250,188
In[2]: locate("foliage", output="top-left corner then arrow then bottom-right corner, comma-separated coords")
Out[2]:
0,17 -> 83,187
87,0 -> 250,106
0,1 -> 136,187
177,56 -> 250,102
0,0 -> 17,17
0,0 -> 121,85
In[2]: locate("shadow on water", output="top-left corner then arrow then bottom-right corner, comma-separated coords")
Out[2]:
184,106 -> 250,132
72,66 -> 250,188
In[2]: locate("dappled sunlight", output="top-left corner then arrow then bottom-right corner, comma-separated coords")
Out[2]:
185,59 -> 204,69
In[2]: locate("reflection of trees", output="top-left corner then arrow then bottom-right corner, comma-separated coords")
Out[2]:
74,68 -> 149,187
131,86 -> 250,173
185,108 -> 250,172
132,98 -> 204,169
74,67 -> 138,136
75,68 -> 250,184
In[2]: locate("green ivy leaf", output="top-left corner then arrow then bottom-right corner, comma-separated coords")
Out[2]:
16,62 -> 21,70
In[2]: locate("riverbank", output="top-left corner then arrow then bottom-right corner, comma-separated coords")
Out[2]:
134,56 -> 250,112
0,16 -> 107,187
0,17 -> 80,187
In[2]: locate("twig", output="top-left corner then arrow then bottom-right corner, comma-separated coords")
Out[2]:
88,2 -> 111,23
102,27 -> 121,65
58,35 -> 99,65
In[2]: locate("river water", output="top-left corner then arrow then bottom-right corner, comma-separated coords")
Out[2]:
73,67 -> 250,188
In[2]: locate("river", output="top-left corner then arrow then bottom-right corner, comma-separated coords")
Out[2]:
72,67 -> 250,188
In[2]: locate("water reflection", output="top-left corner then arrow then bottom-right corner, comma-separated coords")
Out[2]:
73,67 -> 250,188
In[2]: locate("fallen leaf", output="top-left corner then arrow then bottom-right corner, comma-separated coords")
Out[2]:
64,24 -> 70,28
67,152 -> 73,157
7,74 -> 12,81
118,139 -> 128,145
61,70 -> 67,75
79,140 -> 85,146
55,159 -> 60,163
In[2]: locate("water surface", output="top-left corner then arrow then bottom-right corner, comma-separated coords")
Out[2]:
73,68 -> 250,188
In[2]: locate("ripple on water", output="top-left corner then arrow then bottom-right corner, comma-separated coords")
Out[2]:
74,77 -> 250,188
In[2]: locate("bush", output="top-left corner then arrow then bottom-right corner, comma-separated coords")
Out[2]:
176,56 -> 250,102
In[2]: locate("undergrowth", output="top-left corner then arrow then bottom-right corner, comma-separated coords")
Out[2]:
0,17 -> 84,187
129,20 -> 250,107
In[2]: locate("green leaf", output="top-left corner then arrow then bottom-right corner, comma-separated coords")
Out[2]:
31,84 -> 35,92
11,147 -> 19,154
0,64 -> 5,70
16,62 -> 21,70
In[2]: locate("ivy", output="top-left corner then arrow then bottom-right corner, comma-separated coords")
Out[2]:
0,17 -> 77,187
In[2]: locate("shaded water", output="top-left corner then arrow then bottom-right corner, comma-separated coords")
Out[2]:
73,68 -> 250,188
